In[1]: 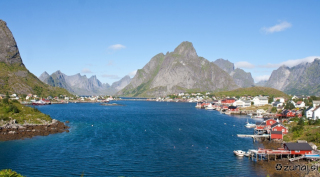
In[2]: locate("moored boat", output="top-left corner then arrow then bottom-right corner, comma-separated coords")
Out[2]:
233,150 -> 245,156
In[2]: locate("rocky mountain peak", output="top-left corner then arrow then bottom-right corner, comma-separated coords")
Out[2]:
0,19 -> 24,66
39,71 -> 50,81
173,41 -> 197,58
213,59 -> 234,73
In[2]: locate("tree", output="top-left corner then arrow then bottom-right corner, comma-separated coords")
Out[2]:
285,101 -> 295,110
271,107 -> 277,113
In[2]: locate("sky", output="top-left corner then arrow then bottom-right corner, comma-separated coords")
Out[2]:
1,0 -> 319,84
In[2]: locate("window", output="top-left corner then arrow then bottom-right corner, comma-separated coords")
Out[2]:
295,150 -> 300,153
274,129 -> 277,131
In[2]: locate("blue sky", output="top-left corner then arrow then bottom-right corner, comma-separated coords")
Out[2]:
1,0 -> 319,84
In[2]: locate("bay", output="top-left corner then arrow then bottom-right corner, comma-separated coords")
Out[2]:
0,101 -> 267,176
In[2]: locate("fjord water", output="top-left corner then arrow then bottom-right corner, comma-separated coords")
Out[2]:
0,101 -> 267,176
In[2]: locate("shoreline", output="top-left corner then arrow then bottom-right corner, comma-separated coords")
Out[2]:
0,119 -> 69,141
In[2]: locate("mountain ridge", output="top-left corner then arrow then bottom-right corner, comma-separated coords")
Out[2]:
117,41 -> 239,97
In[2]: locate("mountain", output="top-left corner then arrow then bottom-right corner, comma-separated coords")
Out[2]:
265,58 -> 320,95
111,75 -> 131,91
213,59 -> 254,88
0,19 -> 71,96
117,41 -> 239,97
39,71 -> 131,95
255,80 -> 268,87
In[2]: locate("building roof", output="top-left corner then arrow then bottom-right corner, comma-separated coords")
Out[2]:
271,131 -> 282,135
313,100 -> 320,105
271,122 -> 287,129
284,143 -> 313,151
228,106 -> 237,109
296,101 -> 303,105
258,96 -> 268,100
306,107 -> 314,112
273,101 -> 281,106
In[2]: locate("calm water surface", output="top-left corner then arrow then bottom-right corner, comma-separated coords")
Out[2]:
0,101 -> 267,176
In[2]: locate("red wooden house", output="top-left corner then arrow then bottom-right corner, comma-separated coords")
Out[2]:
283,143 -> 313,155
221,98 -> 236,105
271,122 -> 288,134
270,131 -> 283,139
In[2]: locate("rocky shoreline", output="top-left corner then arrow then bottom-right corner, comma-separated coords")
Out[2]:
0,119 -> 69,141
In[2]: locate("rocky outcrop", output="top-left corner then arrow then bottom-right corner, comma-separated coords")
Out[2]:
0,20 -> 23,66
255,80 -> 268,87
265,58 -> 320,95
118,41 -> 239,97
0,19 -> 71,95
0,119 -> 69,141
213,59 -> 254,88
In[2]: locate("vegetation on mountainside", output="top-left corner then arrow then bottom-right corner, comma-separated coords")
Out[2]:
0,62 -> 72,97
0,169 -> 24,177
212,86 -> 289,99
284,118 -> 320,147
0,98 -> 52,126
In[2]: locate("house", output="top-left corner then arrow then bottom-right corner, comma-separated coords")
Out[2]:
283,143 -> 313,155
252,96 -> 268,106
273,97 -> 285,103
270,131 -> 283,140
272,101 -> 283,107
271,122 -> 288,134
296,101 -> 305,108
306,107 -> 315,118
282,110 -> 295,118
313,100 -> 320,108
233,100 -> 245,107
243,100 -> 251,107
313,106 -> 320,120
221,98 -> 236,105
292,95 -> 305,100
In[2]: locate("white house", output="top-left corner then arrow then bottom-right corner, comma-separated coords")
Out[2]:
243,100 -> 251,107
313,107 -> 320,120
252,96 -> 268,106
233,100 -> 245,107
306,107 -> 315,118
313,100 -> 320,108
295,101 -> 305,108
273,97 -> 285,103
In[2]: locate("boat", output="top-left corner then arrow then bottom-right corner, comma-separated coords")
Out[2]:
32,100 -> 46,105
233,150 -> 245,156
245,119 -> 256,128
244,151 -> 252,156
247,113 -> 252,116
205,103 -> 214,110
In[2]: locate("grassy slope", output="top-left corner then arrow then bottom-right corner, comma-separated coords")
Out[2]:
0,62 -> 72,97
0,99 -> 52,126
213,86 -> 289,98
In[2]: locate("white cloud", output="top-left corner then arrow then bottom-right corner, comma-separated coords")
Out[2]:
254,75 -> 270,83
108,44 -> 126,50
261,21 -> 292,34
101,74 -> 120,80
81,68 -> 92,73
259,56 -> 320,68
235,61 -> 255,69
128,70 -> 137,78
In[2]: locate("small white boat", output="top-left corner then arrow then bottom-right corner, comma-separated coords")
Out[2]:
245,119 -> 256,128
205,103 -> 214,110
247,113 -> 252,116
234,150 -> 245,156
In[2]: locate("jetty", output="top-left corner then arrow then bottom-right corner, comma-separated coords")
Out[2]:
237,134 -> 270,142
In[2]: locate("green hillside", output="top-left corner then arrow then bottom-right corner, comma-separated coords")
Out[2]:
212,86 -> 289,98
0,62 -> 72,97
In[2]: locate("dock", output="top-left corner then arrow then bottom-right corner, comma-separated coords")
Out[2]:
237,134 -> 270,138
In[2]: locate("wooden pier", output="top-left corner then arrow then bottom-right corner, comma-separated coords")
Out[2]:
237,134 -> 270,142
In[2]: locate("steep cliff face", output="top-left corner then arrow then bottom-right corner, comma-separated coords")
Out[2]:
0,20 -> 23,66
213,59 -> 254,88
111,75 -> 131,91
0,19 -> 71,96
265,58 -> 320,95
118,41 -> 239,97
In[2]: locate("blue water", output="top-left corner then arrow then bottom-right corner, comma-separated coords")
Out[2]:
0,101 -> 267,176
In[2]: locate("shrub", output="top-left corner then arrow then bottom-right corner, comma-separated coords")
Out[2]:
0,169 -> 24,177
